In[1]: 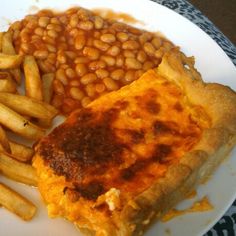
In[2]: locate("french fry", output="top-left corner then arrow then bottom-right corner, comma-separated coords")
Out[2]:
0,32 -> 3,52
0,125 -> 10,153
0,72 -> 17,92
0,93 -> 58,120
2,31 -> 15,54
9,141 -> 34,162
2,31 -> 22,83
0,183 -> 37,220
24,55 -> 43,101
0,53 -> 23,69
0,103 -> 45,140
0,152 -> 37,186
42,73 -> 54,103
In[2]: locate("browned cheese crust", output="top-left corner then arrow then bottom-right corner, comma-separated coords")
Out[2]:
33,48 -> 236,236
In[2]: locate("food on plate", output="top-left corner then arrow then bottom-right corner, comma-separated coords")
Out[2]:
23,55 -> 43,101
0,182 -> 36,220
0,103 -> 45,140
0,124 -> 11,153
0,92 -> 58,120
0,72 -> 17,93
0,152 -> 37,186
2,31 -> 22,83
8,141 -> 34,162
0,53 -> 23,69
42,73 -> 54,103
11,7 -> 174,114
33,49 -> 236,235
161,196 -> 213,222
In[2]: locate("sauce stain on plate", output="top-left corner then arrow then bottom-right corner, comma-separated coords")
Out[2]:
93,8 -> 143,25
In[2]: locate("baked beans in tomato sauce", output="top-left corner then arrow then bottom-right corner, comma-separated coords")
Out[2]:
10,7 -> 174,114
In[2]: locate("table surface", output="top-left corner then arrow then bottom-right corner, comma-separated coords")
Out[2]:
189,0 -> 236,46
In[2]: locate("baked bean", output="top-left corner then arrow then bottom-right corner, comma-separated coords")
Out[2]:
89,60 -> 106,70
111,69 -> 125,80
56,68 -> 68,85
83,47 -> 100,60
117,32 -> 129,42
77,8 -> 90,21
124,70 -> 135,83
34,27 -> 44,36
33,50 -> 48,59
53,79 -> 65,94
139,32 -> 152,44
75,34 -> 86,50
57,52 -> 67,64
50,17 -> 60,25
26,20 -> 38,29
163,41 -> 173,50
59,15 -> 68,24
65,51 -> 77,59
116,55 -> 125,67
135,69 -> 144,79
93,39 -> 110,51
151,37 -> 162,49
103,77 -> 119,91
143,42 -> 155,56
94,16 -> 104,29
65,68 -> 76,78
20,42 -> 33,54
95,69 -> 109,79
46,23 -> 62,32
154,47 -> 165,59
137,50 -> 147,63
125,58 -> 142,69
85,84 -> 96,97
78,20 -> 94,30
69,28 -> 80,37
51,94 -> 64,108
100,55 -> 115,66
69,80 -> 80,87
70,87 -> 84,100
93,31 -> 101,39
106,46 -> 120,56
143,61 -> 155,70
100,33 -> 116,43
60,64 -> 69,70
75,63 -> 88,77
69,14 -> 79,27
75,57 -> 90,64
81,96 -> 91,108
123,50 -> 135,58
95,83 -> 106,93
47,29 -> 58,38
42,35 -> 55,44
122,40 -> 140,50
21,32 -> 30,43
38,60 -> 55,73
81,73 -> 97,85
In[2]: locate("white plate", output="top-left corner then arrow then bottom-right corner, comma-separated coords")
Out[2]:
0,0 -> 236,236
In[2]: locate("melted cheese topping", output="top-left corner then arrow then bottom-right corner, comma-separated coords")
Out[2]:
161,196 -> 213,222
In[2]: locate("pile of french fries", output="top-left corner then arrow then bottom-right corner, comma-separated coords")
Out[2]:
0,31 -> 58,220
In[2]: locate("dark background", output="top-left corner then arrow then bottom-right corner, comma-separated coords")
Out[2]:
189,0 -> 236,46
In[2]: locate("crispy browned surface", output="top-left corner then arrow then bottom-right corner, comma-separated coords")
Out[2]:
33,49 -> 236,236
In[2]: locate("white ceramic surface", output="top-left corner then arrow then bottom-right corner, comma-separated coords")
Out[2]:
0,0 -> 236,236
